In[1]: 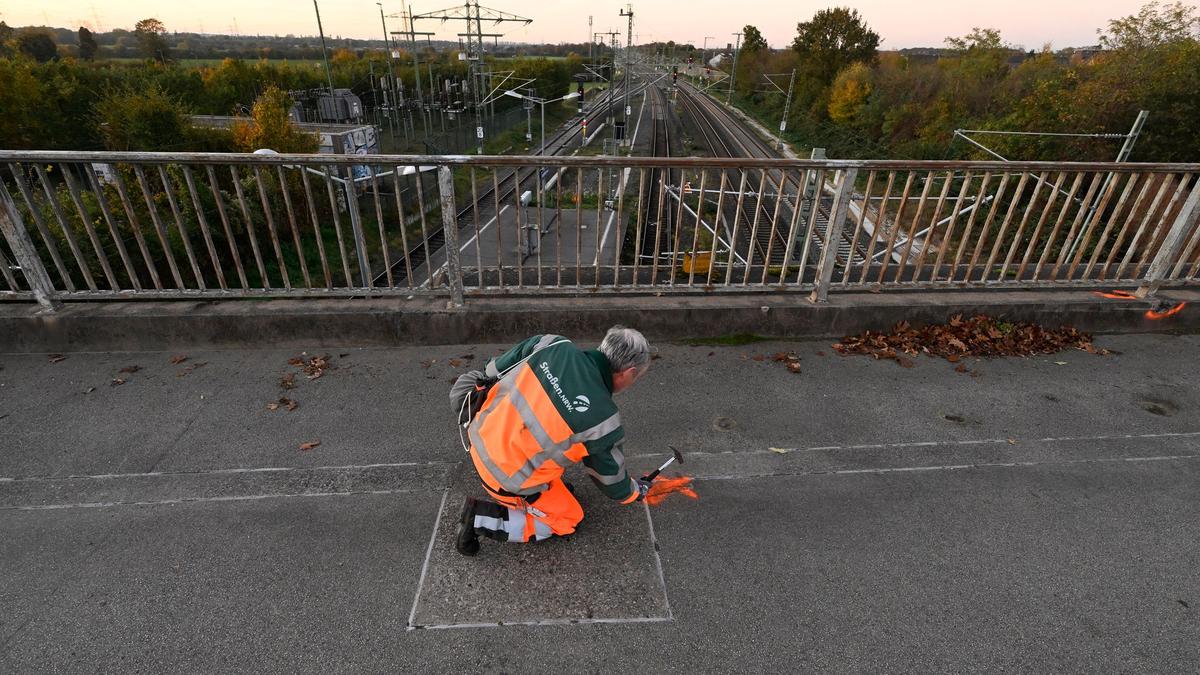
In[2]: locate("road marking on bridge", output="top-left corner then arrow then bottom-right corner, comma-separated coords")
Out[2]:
407,489 -> 449,631
621,430 -> 1200,461
0,488 -> 428,511
695,453 -> 1200,483
0,460 -> 458,483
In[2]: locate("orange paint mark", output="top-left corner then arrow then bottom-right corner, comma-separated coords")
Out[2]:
1145,302 -> 1187,320
645,475 -> 699,506
1093,290 -> 1139,300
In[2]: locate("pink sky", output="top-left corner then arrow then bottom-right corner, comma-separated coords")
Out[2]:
2,1 -> 1192,49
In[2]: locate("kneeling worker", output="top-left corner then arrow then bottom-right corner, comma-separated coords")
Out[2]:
449,326 -> 653,556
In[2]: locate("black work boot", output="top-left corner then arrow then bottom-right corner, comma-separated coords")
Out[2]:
455,497 -> 481,556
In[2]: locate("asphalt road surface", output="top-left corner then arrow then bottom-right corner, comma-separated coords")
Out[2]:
2,332 -> 1198,672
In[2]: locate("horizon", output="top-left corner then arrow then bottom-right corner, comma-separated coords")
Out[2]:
3,1 -> 1193,52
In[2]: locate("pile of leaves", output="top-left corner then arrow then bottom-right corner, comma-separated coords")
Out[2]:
832,314 -> 1111,367
288,353 -> 331,380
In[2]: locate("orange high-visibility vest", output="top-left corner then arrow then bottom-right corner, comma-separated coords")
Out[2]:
468,361 -> 624,498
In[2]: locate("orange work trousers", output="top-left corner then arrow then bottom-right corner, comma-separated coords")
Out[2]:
476,478 -> 584,543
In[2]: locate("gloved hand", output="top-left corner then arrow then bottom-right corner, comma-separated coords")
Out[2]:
634,478 -> 652,502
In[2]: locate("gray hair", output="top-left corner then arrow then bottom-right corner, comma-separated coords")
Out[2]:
599,325 -> 651,372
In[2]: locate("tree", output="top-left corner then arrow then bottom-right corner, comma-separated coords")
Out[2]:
0,59 -> 47,148
828,61 -> 872,124
1099,0 -> 1200,50
331,48 -> 358,66
0,21 -> 13,56
95,84 -> 190,151
16,31 -> 59,63
231,85 -> 317,153
944,27 -> 1008,51
742,25 -> 768,53
77,27 -> 99,60
791,7 -> 880,84
134,18 -> 171,62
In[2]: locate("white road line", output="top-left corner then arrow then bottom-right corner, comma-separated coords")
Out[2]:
0,460 -> 457,484
642,500 -> 674,621
407,489 -> 450,631
414,616 -> 673,631
624,430 -> 1200,462
1,488 -> 428,511
693,453 -> 1200,483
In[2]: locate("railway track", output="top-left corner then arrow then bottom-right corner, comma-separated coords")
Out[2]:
674,81 -> 872,280
373,82 -> 632,287
637,83 -> 676,281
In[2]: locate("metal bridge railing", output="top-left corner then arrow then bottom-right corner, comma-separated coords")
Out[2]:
2,151 -> 1198,312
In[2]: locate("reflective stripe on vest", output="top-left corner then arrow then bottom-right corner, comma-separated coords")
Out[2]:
470,362 -> 621,495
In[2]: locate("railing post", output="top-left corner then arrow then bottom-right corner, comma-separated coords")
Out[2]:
437,165 -> 465,308
0,182 -> 62,312
342,169 -> 371,288
1136,179 -> 1200,298
810,168 -> 858,304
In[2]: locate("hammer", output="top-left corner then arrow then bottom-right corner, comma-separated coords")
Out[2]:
642,445 -> 684,482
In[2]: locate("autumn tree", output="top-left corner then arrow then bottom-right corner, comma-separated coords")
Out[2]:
94,84 -> 190,151
0,59 -> 47,148
231,85 -> 318,153
78,27 -> 99,60
742,25 -> 768,53
791,7 -> 880,85
828,61 -> 872,124
1098,0 -> 1200,50
733,25 -> 770,99
134,18 -> 171,62
0,21 -> 13,56
16,31 -> 59,63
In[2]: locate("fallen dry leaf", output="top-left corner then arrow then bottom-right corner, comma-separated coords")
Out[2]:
299,440 -> 321,451
118,365 -> 141,374
266,402 -> 280,411
832,314 -> 1110,365
769,447 -> 790,454
786,362 -> 802,374
280,373 -> 296,390
449,359 -> 463,368
110,378 -> 126,387
285,398 -> 298,411
48,354 -> 67,363
751,354 -> 766,362
954,363 -> 969,374
176,362 -> 208,378
169,355 -> 188,364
